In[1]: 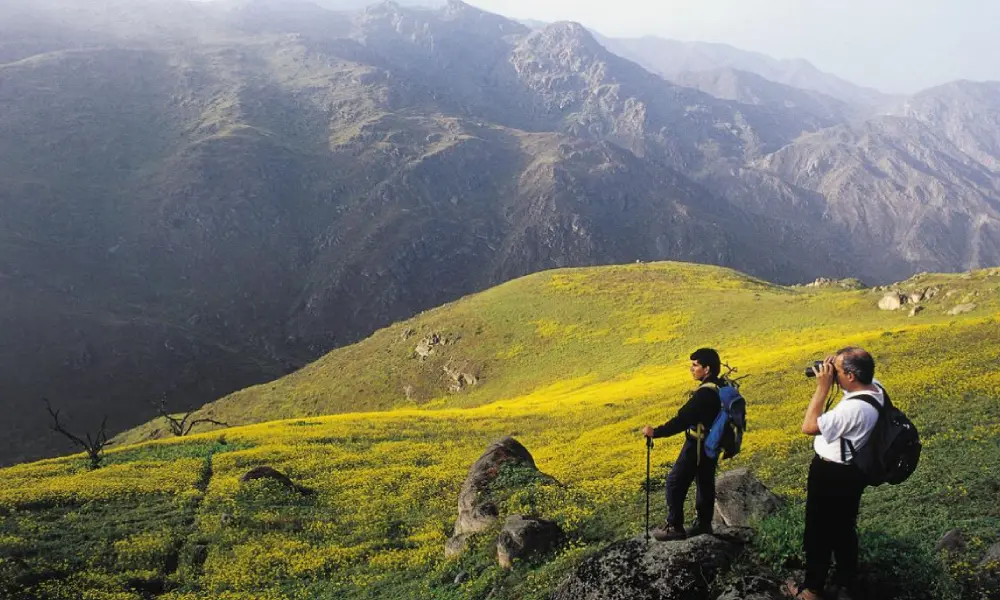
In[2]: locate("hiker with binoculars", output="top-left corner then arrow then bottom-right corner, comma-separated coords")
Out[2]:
783,346 -> 904,600
642,348 -> 725,541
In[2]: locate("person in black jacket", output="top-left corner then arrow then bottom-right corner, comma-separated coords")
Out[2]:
642,348 -> 723,541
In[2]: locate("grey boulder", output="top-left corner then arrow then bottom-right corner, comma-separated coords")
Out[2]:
496,515 -> 564,569
713,468 -> 784,528
551,531 -> 746,600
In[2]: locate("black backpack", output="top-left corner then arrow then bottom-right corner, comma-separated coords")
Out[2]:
842,386 -> 921,486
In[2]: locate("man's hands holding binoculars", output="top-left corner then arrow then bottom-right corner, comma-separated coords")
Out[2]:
809,356 -> 837,390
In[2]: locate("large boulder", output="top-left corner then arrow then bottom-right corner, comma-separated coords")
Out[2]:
496,515 -> 564,569
445,437 -> 556,556
443,360 -> 479,392
445,534 -> 473,558
934,529 -> 967,554
878,293 -> 906,311
415,333 -> 442,359
713,469 -> 783,528
551,532 -> 747,600
946,303 -> 977,316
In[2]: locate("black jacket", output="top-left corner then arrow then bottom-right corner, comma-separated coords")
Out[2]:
651,376 -> 722,439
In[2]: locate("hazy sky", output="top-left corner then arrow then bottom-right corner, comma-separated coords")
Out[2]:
465,0 -> 1000,93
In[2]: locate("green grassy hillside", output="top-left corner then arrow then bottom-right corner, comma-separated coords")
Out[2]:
118,262 -> 998,443
3,261 -> 1000,599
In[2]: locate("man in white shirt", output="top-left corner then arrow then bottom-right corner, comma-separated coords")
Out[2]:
783,347 -> 883,600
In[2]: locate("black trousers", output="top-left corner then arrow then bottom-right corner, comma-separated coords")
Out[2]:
803,454 -> 867,591
666,436 -> 718,528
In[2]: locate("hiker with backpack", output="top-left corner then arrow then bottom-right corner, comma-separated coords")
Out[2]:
783,346 -> 920,600
641,348 -> 745,541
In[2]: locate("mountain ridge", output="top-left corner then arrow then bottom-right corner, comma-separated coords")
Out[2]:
594,33 -> 894,108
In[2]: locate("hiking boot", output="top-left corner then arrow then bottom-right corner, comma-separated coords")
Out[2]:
686,520 -> 713,537
651,523 -> 686,541
781,579 -> 823,600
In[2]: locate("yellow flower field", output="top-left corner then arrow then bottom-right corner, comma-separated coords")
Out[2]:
2,263 -> 999,599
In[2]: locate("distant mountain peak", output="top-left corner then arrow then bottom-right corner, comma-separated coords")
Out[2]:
436,0 -> 527,33
916,79 -> 1000,99
529,21 -> 606,56
542,21 -> 592,39
887,79 -> 1000,173
597,34 -> 890,108
363,0 -> 404,16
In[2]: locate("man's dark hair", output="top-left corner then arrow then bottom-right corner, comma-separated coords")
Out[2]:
690,348 -> 721,378
836,346 -> 875,384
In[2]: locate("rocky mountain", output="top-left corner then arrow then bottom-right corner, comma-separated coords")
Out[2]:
505,22 -> 828,170
888,80 -> 1000,173
1,0 -> 999,465
760,117 -> 1000,269
311,0 -> 444,10
597,34 -> 893,108
669,67 -> 854,125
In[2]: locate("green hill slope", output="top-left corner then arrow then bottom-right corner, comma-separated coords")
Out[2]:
120,261 -> 999,444
4,262 -> 1000,599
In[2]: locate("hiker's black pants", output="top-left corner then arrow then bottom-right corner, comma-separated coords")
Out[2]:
666,436 -> 717,528
803,455 -> 867,591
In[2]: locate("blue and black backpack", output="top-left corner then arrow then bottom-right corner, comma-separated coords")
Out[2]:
701,381 -> 747,460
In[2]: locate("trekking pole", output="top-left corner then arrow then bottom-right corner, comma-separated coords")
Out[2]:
645,436 -> 653,543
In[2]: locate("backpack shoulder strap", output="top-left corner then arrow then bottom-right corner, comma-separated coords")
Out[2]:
697,382 -> 721,403
840,391 -> 884,463
851,394 -> 882,412
877,384 -> 892,407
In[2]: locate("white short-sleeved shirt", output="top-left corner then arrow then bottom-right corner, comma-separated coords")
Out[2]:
814,380 -> 884,463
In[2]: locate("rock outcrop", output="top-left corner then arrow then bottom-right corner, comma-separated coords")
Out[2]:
445,436 -> 556,556
946,303 -> 977,316
934,529 -> 967,554
443,360 -> 479,392
496,515 -> 564,569
415,333 -> 443,359
713,469 -> 784,528
551,531 -> 748,600
802,277 -> 864,289
878,293 -> 906,310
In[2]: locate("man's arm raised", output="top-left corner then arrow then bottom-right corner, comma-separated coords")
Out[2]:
802,358 -> 835,436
